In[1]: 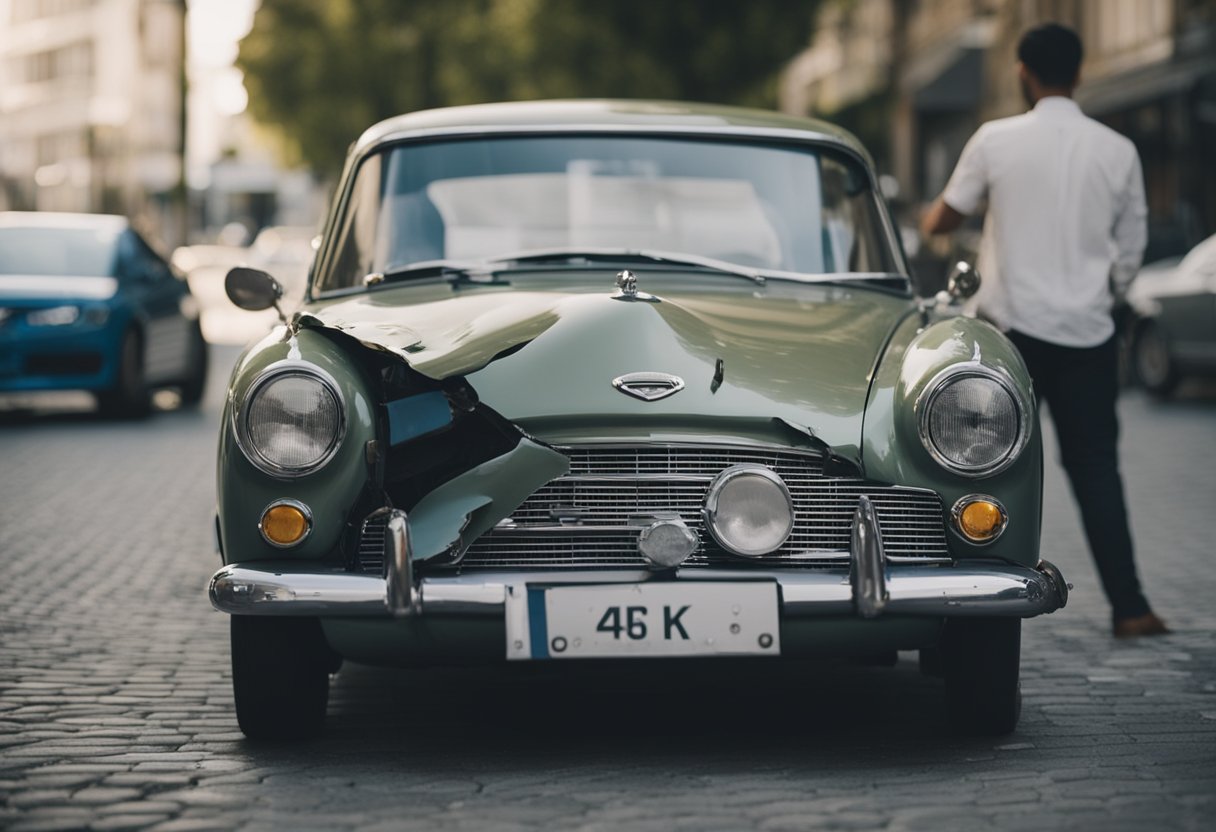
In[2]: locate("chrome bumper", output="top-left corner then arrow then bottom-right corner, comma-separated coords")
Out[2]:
209,504 -> 1069,620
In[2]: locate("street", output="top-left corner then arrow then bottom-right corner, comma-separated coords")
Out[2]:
1,345 -> 1215,832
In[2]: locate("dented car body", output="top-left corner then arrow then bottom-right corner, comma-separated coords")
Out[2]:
209,101 -> 1068,738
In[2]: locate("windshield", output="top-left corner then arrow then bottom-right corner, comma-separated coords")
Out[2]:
319,136 -> 902,292
0,227 -> 121,276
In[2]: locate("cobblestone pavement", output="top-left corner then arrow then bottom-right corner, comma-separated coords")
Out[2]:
1,346 -> 1215,832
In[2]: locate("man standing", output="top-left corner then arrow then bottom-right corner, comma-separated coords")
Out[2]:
921,22 -> 1168,637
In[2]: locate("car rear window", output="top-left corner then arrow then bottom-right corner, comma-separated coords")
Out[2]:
0,227 -> 121,277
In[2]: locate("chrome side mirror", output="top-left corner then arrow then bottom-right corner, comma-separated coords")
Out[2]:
225,266 -> 283,311
946,261 -> 981,300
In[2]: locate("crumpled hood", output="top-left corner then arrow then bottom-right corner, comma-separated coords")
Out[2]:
299,275 -> 913,449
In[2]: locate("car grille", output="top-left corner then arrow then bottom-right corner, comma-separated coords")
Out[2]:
359,444 -> 951,573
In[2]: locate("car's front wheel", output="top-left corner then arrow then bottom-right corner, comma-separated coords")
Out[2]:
231,616 -> 332,740
942,617 -> 1021,736
96,329 -> 149,418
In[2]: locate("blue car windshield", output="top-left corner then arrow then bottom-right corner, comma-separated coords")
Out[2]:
320,136 -> 902,291
0,227 -> 120,276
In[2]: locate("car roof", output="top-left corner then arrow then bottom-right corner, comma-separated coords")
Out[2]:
0,211 -> 129,233
353,99 -> 873,165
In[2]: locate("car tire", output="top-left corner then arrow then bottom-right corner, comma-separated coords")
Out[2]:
96,329 -> 150,418
178,322 -> 208,407
231,616 -> 331,740
1133,322 -> 1179,397
942,617 -> 1021,736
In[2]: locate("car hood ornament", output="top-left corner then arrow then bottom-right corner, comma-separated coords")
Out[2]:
612,270 -> 659,302
613,371 -> 685,401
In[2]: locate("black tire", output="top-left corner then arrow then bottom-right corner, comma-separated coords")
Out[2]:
942,618 -> 1021,736
1133,322 -> 1179,397
178,321 -> 208,407
231,616 -> 331,740
96,329 -> 150,418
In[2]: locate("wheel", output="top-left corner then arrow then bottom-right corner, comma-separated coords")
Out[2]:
231,616 -> 332,740
942,618 -> 1021,736
1133,322 -> 1179,397
96,329 -> 149,418
178,321 -> 208,407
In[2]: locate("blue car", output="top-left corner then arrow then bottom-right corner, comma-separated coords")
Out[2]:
0,212 -> 207,415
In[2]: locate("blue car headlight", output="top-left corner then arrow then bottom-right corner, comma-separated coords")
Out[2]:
26,305 -> 81,327
24,304 -> 110,327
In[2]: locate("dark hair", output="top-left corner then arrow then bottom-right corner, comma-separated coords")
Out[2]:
1017,23 -> 1083,88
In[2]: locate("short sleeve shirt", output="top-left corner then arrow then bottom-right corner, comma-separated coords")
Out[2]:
942,97 -> 1147,347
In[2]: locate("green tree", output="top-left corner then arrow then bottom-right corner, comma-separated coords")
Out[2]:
238,0 -> 817,177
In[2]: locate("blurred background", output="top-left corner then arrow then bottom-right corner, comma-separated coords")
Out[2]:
0,0 -> 1213,329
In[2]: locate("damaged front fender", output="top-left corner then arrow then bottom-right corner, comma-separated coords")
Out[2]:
406,438 -> 569,562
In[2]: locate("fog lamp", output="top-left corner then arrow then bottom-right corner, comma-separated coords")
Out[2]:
951,496 -> 1008,544
638,519 -> 699,568
703,465 -> 794,557
259,500 -> 312,548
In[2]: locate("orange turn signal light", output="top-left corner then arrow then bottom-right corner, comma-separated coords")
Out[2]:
260,501 -> 311,548
953,497 -> 1007,543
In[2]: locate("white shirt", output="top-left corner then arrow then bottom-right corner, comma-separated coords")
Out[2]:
942,96 -> 1147,347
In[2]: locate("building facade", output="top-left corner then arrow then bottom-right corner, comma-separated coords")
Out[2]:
780,0 -> 1216,264
0,0 -> 186,243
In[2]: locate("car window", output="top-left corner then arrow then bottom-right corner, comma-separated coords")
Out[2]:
0,227 -> 121,276
115,231 -> 173,283
319,136 -> 901,291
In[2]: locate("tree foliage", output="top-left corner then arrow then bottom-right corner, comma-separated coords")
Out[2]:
237,0 -> 818,177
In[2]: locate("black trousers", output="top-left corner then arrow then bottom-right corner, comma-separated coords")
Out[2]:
1006,330 -> 1151,620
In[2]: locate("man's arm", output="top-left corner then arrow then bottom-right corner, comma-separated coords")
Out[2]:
921,127 -> 989,237
1110,152 -> 1147,299
921,199 -> 968,237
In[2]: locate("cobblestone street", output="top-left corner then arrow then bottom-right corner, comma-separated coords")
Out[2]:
2,346 -> 1215,832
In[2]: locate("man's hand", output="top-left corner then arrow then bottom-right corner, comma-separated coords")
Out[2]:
920,198 -> 967,237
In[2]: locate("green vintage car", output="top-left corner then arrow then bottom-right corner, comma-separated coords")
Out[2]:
210,100 -> 1068,739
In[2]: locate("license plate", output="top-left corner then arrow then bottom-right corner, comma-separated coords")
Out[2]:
505,582 -> 780,660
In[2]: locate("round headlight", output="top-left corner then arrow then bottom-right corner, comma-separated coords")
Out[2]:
238,367 -> 344,477
918,366 -> 1030,477
703,465 -> 794,557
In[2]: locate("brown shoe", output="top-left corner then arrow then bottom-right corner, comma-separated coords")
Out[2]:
1113,613 -> 1171,638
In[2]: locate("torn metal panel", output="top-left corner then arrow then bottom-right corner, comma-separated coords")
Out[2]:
407,438 -> 570,562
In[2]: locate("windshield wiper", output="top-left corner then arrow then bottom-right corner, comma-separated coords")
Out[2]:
487,247 -> 768,286
363,259 -> 500,288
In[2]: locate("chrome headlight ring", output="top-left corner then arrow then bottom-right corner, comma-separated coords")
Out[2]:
233,361 -> 346,479
915,362 -> 1032,479
702,464 -> 795,558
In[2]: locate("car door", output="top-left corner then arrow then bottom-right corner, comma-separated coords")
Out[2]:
1158,236 -> 1216,371
117,231 -> 191,383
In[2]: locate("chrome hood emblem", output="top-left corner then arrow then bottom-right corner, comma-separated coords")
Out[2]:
613,371 -> 685,401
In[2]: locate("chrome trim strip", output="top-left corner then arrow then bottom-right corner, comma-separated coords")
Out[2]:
849,495 -> 888,618
384,509 -> 419,616
914,362 -> 1032,479
257,499 -> 313,549
208,560 -> 1068,619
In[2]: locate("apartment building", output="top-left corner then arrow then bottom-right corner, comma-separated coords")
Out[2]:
780,0 -> 1216,259
0,0 -> 185,241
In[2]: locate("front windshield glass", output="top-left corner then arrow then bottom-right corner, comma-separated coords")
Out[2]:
0,227 -> 121,276
320,136 -> 901,292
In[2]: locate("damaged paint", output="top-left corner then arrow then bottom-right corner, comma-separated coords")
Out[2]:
299,272 -> 914,450
406,437 -> 569,562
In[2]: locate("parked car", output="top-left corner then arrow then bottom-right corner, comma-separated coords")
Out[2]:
1126,233 -> 1216,396
0,212 -> 207,415
208,101 -> 1068,739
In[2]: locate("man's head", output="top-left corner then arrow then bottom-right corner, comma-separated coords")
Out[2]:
1016,23 -> 1083,106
